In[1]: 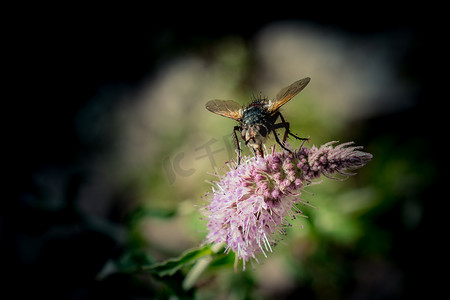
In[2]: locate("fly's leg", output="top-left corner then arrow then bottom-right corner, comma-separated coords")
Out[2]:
271,112 -> 309,152
273,112 -> 309,142
273,129 -> 292,153
278,112 -> 290,143
233,126 -> 242,165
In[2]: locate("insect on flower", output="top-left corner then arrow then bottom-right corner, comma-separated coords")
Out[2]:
205,77 -> 311,164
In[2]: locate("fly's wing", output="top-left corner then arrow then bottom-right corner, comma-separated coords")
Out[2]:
267,77 -> 311,114
205,100 -> 243,120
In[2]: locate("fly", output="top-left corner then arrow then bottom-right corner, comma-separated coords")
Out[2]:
205,77 -> 311,164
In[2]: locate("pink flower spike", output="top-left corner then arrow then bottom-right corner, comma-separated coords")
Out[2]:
202,141 -> 372,269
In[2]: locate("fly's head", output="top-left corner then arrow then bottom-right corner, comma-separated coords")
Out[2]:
240,123 -> 269,157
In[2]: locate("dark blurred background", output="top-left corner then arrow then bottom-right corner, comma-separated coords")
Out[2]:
4,4 -> 443,300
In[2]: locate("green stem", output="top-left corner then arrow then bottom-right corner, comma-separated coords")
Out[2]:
182,242 -> 225,290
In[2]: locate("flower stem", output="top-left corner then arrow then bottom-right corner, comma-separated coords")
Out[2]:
182,242 -> 225,290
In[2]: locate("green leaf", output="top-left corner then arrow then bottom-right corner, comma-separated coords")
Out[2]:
144,244 -> 214,277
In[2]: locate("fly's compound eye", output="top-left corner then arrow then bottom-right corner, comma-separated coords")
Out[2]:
258,125 -> 268,137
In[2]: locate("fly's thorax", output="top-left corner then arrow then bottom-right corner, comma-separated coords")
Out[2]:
242,103 -> 269,126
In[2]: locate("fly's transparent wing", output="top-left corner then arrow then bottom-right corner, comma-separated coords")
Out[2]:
267,77 -> 311,113
205,99 -> 243,120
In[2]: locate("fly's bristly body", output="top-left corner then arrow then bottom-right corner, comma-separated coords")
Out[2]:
240,99 -> 273,157
205,77 -> 311,164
